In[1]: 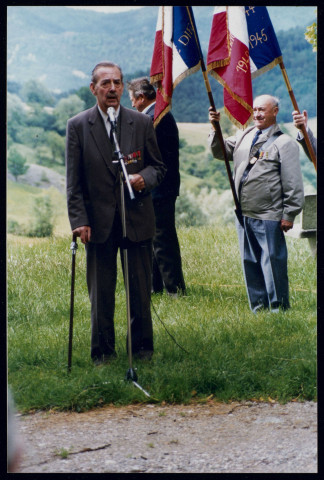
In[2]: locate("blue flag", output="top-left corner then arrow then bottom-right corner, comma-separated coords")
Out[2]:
172,6 -> 202,85
245,6 -> 282,79
150,6 -> 202,125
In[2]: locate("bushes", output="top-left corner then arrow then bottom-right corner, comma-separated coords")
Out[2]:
8,195 -> 54,237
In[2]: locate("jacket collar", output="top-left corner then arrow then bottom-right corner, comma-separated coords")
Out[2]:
88,105 -> 135,178
253,123 -> 281,140
88,105 -> 117,177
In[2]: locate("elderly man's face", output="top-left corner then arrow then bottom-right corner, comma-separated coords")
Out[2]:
129,92 -> 145,112
90,66 -> 124,112
253,96 -> 278,130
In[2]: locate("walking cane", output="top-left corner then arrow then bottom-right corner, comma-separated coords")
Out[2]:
108,107 -> 151,398
68,233 -> 78,373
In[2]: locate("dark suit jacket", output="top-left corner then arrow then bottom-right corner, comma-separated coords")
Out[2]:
145,104 -> 180,200
66,105 -> 165,243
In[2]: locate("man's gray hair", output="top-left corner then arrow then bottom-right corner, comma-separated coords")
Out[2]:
272,96 -> 280,108
254,94 -> 280,109
91,62 -> 124,84
127,77 -> 156,100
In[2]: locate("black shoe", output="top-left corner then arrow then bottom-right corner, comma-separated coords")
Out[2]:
93,356 -> 102,366
166,287 -> 186,297
93,352 -> 117,366
135,349 -> 153,361
102,352 -> 117,363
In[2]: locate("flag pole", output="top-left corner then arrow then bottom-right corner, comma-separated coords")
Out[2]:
186,7 -> 243,224
279,60 -> 317,171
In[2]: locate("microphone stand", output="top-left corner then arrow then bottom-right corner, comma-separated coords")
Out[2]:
110,120 -> 151,398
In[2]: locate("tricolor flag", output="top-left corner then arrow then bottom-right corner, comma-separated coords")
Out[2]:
207,6 -> 253,129
150,6 -> 202,126
245,6 -> 282,78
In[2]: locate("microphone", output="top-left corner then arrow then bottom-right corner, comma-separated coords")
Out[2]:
107,107 -> 117,129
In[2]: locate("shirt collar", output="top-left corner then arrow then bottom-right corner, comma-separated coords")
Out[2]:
98,105 -> 121,122
256,125 -> 272,136
142,101 -> 156,115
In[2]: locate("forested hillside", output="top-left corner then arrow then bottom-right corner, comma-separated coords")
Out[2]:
7,6 -> 317,232
7,6 -> 316,122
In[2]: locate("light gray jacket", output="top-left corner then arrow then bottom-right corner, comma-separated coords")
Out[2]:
208,123 -> 304,222
297,127 -> 317,160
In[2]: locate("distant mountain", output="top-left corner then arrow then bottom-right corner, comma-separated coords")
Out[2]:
7,6 -> 317,93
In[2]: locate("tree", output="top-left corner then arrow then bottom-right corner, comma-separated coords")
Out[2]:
25,104 -> 56,131
20,80 -> 55,106
75,86 -> 96,110
45,131 -> 66,164
53,94 -> 85,134
15,126 -> 46,149
305,22 -> 317,52
29,195 -> 54,237
175,187 -> 207,227
8,148 -> 29,181
7,93 -> 29,142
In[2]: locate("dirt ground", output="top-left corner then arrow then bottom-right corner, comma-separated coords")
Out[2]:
15,400 -> 317,474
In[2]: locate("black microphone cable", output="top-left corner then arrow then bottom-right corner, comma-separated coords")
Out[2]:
126,198 -> 189,355
150,294 -> 189,354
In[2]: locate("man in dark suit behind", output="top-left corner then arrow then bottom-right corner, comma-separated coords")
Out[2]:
66,62 -> 166,363
127,77 -> 186,297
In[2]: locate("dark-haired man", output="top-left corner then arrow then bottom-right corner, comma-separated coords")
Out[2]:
127,76 -> 186,297
66,62 -> 166,363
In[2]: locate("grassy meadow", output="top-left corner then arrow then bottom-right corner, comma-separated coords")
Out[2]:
7,225 -> 317,412
7,120 -> 317,412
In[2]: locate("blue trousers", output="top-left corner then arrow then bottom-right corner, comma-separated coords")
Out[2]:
236,217 -> 290,313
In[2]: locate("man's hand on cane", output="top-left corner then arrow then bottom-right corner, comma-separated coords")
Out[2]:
73,226 -> 91,244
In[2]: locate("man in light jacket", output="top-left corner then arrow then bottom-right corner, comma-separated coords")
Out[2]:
292,109 -> 317,160
209,95 -> 304,313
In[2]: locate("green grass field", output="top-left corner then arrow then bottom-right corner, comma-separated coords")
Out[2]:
7,120 -> 317,412
7,226 -> 317,412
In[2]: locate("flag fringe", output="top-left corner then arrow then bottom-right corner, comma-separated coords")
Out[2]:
151,63 -> 201,104
154,83 -> 173,104
173,62 -> 201,89
153,102 -> 172,127
208,70 -> 254,116
251,56 -> 283,79
150,73 -> 163,86
224,106 -> 252,130
207,58 -> 230,71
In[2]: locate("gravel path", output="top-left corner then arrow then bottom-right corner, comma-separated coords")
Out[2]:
17,401 -> 317,473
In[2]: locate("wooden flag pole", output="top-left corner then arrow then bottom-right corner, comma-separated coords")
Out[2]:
279,61 -> 317,171
200,64 -> 243,219
186,7 -> 243,224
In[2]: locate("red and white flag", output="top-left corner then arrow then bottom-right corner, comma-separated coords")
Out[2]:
207,6 -> 253,129
150,6 -> 201,126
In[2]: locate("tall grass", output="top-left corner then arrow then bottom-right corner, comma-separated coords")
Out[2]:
7,226 -> 317,412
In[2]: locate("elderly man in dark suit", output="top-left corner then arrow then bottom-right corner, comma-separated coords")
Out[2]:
66,62 -> 166,363
127,77 -> 186,297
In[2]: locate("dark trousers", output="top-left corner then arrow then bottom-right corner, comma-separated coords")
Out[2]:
152,197 -> 186,294
236,216 -> 290,312
85,213 -> 153,359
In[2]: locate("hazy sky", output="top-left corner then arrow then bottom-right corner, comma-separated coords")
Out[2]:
67,6 -> 144,14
